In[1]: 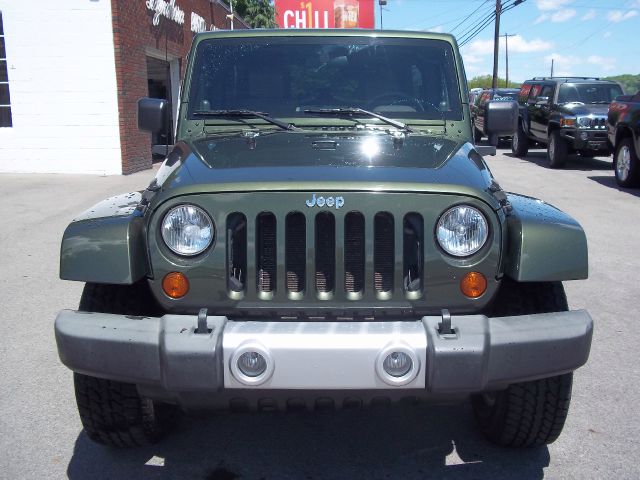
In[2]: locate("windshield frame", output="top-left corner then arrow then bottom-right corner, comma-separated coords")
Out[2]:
183,35 -> 464,129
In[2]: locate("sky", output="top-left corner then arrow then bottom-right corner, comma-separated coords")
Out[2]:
374,0 -> 640,83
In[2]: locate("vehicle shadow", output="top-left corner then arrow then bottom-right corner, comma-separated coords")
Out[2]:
588,175 -> 640,198
66,403 -> 549,480
502,150 -> 613,171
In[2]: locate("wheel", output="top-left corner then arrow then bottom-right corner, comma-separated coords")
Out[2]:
474,126 -> 483,144
472,279 -> 573,447
614,137 -> 640,188
547,130 -> 568,168
74,282 -> 174,447
511,120 -> 529,157
489,133 -> 499,147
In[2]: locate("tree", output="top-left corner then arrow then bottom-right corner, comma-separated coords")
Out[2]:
603,74 -> 640,95
468,75 -> 520,90
232,0 -> 277,29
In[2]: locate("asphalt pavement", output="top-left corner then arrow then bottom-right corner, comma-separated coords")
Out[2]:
1,146 -> 639,479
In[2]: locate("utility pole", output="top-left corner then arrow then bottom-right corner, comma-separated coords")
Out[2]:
503,32 -> 516,87
492,0 -> 502,89
379,1 -> 387,30
551,58 -> 555,77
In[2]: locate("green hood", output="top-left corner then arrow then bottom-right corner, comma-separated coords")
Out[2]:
149,131 -> 500,209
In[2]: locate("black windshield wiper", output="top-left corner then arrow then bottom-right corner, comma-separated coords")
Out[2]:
304,108 -> 415,133
192,109 -> 300,131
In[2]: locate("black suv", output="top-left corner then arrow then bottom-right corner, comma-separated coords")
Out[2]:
512,77 -> 623,167
472,88 -> 520,145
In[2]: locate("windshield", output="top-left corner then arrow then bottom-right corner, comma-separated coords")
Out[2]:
187,36 -> 462,122
557,83 -> 623,104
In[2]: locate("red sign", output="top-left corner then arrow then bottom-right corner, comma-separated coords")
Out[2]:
275,0 -> 375,29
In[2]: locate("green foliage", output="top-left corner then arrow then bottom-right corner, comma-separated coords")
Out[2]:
233,0 -> 277,29
468,75 -> 521,89
603,74 -> 640,95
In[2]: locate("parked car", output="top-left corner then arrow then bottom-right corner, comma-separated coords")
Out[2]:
468,87 -> 483,107
54,30 -> 592,449
512,77 -> 623,168
472,88 -> 520,145
608,91 -> 640,187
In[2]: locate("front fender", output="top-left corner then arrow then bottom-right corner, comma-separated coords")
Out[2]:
60,192 -> 150,284
504,194 -> 588,282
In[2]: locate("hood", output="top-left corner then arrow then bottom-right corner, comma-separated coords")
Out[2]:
558,103 -> 610,116
149,131 -> 500,209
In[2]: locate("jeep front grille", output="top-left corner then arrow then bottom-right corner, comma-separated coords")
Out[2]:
226,211 -> 424,301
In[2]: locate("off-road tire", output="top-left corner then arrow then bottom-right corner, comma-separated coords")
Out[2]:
472,279 -> 573,447
74,373 -> 173,447
614,137 -> 640,188
511,120 -> 529,157
547,130 -> 568,168
75,282 -> 173,447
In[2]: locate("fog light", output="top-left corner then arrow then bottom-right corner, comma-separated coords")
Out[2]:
383,352 -> 412,377
237,351 -> 267,377
580,131 -> 589,141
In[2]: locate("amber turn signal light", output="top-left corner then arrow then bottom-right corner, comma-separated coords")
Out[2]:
162,272 -> 189,299
460,271 -> 487,298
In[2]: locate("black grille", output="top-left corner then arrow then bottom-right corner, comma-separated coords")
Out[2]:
225,209 -> 425,300
256,213 -> 277,293
374,212 -> 394,294
226,213 -> 247,292
344,212 -> 365,294
315,213 -> 335,293
285,212 -> 306,293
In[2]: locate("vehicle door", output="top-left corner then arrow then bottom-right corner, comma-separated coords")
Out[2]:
530,84 -> 555,141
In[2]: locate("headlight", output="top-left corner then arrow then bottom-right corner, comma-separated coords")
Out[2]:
577,116 -> 592,128
161,205 -> 214,256
436,205 -> 488,257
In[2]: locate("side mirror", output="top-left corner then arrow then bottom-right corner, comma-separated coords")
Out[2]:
535,97 -> 550,106
138,97 -> 169,133
485,100 -> 518,137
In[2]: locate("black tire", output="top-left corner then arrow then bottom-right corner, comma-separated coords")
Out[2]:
472,279 -> 573,447
511,120 -> 529,157
547,130 -> 568,168
474,127 -> 483,144
74,373 -> 173,447
489,133 -> 499,147
614,137 -> 640,188
75,282 -> 173,447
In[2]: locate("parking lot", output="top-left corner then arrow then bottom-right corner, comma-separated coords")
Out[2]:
1,145 -> 639,480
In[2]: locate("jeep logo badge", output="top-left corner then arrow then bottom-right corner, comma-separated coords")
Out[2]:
305,193 -> 344,209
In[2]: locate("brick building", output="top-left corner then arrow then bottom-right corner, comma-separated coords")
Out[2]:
0,0 -> 247,175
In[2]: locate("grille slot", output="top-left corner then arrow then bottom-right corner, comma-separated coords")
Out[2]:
286,212 -> 306,294
315,212 -> 335,294
374,212 -> 394,294
344,212 -> 365,296
403,213 -> 423,294
226,213 -> 247,293
256,212 -> 277,294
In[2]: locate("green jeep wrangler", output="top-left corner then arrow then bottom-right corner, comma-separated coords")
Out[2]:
55,30 -> 593,449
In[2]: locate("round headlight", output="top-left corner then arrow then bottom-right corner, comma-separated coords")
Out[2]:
161,205 -> 214,256
436,205 -> 488,257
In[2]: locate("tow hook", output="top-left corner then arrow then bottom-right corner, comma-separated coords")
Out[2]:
438,309 -> 457,339
197,308 -> 209,334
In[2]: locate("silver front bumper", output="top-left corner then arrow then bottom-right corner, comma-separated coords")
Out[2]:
55,310 -> 593,395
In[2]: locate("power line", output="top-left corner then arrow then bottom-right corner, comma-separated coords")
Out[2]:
451,0 -> 492,33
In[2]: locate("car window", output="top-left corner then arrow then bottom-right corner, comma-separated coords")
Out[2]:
188,36 -> 463,121
538,85 -> 554,102
519,83 -> 532,103
527,84 -> 542,104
